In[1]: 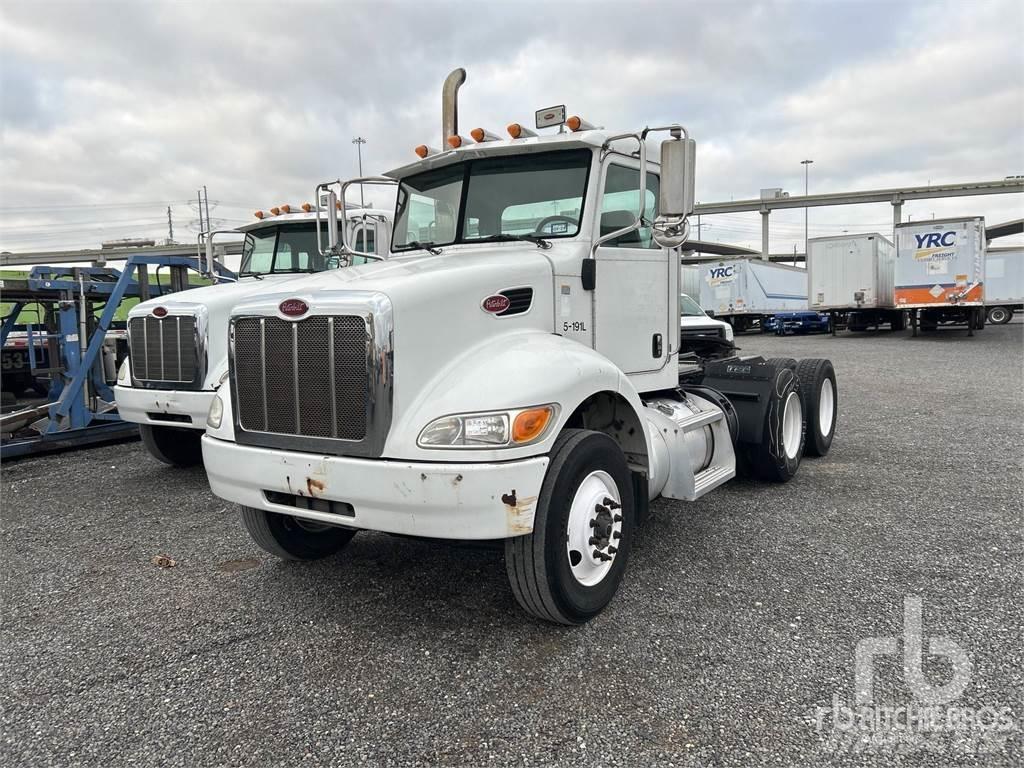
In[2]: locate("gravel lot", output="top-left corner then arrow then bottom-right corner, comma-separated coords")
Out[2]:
2,322 -> 1022,767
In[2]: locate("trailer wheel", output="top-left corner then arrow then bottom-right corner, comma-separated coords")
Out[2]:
140,424 -> 203,467
987,306 -> 1012,325
241,507 -> 356,560
740,366 -> 804,482
795,359 -> 837,457
505,429 -> 634,625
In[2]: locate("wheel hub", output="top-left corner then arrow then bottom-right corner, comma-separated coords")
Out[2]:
566,472 -> 622,586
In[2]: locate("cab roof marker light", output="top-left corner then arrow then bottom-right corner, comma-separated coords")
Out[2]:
414,144 -> 441,158
566,115 -> 595,132
280,204 -> 292,214
446,134 -> 474,149
470,127 -> 500,142
507,123 -> 537,139
254,210 -> 265,219
301,202 -> 313,212
269,207 -> 281,216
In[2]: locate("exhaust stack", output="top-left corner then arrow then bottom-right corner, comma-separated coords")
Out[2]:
442,68 -> 466,147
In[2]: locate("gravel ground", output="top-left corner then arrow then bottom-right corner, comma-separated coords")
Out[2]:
2,322 -> 1022,767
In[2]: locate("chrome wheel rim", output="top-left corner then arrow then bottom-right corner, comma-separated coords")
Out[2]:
565,470 -> 621,587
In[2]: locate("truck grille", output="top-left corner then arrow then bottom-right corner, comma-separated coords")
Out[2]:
128,315 -> 199,387
233,316 -> 368,441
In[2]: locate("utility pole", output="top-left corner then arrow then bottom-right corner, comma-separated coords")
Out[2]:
196,188 -> 205,234
352,137 -> 367,207
801,159 -> 813,259
203,185 -> 211,233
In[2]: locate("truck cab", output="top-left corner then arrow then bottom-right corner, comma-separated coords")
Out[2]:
113,206 -> 391,467
202,81 -> 838,624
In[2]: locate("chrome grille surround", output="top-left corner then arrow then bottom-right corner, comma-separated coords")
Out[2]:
127,306 -> 208,390
229,291 -> 393,458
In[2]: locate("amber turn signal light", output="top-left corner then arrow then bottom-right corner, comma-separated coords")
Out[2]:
512,407 -> 554,444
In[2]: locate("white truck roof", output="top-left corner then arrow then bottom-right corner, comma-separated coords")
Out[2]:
236,207 -> 391,234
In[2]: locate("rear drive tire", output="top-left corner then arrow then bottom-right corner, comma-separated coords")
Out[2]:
987,306 -> 1012,325
140,424 -> 203,467
505,429 -> 634,625
740,365 -> 805,482
795,358 -> 837,457
241,507 -> 356,561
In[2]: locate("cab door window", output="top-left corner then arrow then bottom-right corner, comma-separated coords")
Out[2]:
599,165 -> 659,249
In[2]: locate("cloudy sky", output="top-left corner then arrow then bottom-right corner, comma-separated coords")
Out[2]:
1,0 -> 1022,255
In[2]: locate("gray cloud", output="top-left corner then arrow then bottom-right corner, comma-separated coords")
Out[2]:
1,0 -> 1021,253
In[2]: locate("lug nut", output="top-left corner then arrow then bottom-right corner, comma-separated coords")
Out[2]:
603,497 -> 621,510
589,519 -> 598,528
608,546 -> 618,555
589,536 -> 600,546
613,531 -> 621,540
614,514 -> 622,523
595,504 -> 609,515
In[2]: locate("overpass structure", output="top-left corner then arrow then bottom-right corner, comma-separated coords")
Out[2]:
692,178 -> 1024,260
0,242 -> 245,268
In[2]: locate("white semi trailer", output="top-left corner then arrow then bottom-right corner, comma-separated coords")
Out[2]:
807,233 -> 905,332
699,259 -> 808,332
201,73 -> 839,624
984,247 -> 1023,324
114,206 -> 391,466
894,217 -> 986,336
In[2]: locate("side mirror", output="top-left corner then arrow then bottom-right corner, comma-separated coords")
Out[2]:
659,137 -> 696,217
653,136 -> 696,249
326,190 -> 340,251
204,239 -> 215,276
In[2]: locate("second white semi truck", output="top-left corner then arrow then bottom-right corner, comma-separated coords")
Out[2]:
201,73 -> 839,624
114,205 -> 392,466
699,258 -> 808,332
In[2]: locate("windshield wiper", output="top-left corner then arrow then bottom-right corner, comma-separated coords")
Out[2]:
404,240 -> 443,255
239,272 -> 264,280
473,233 -> 552,250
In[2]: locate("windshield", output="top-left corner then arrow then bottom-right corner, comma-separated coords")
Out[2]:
679,294 -> 707,317
240,224 -> 327,276
393,149 -> 592,250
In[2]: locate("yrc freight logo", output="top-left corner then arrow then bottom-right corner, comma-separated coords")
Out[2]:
706,265 -> 736,287
913,231 -> 957,261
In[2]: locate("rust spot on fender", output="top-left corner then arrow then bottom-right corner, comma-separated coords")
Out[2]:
307,477 -> 326,497
502,489 -> 537,536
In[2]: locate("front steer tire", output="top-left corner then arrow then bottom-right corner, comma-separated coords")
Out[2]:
505,429 -> 634,625
241,507 -> 356,561
139,424 -> 204,467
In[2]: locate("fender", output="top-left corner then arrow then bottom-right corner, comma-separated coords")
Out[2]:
387,329 -> 652,463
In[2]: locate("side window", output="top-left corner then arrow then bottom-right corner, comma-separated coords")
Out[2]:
350,225 -> 377,265
244,233 -> 275,273
599,165 -> 659,249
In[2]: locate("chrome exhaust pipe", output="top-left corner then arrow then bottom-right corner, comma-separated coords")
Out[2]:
442,68 -> 466,146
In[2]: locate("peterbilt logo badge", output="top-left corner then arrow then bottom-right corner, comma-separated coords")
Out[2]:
279,298 -> 309,317
152,306 -> 168,318
481,295 -> 510,314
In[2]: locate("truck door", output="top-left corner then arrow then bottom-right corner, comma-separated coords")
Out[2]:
592,163 -> 671,374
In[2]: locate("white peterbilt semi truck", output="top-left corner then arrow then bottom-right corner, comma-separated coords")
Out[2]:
201,72 -> 839,624
113,206 -> 391,467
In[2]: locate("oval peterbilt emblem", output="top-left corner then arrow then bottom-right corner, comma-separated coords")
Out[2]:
152,306 -> 168,318
279,298 -> 309,317
481,295 -> 510,314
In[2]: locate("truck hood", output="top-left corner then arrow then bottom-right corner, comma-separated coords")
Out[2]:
129,273 -> 308,319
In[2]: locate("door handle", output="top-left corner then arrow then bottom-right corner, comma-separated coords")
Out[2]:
652,333 -> 663,358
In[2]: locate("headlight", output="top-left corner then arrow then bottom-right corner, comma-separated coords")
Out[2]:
117,358 -> 131,385
723,323 -> 734,342
418,404 -> 558,448
207,394 -> 224,429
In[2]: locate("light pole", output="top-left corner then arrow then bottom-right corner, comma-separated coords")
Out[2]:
800,159 -> 813,258
352,136 -> 367,207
